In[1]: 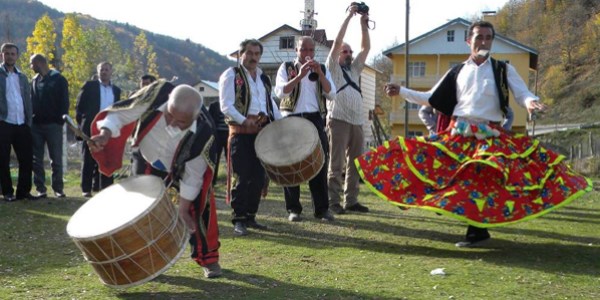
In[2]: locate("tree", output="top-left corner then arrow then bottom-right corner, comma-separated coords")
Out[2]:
132,31 -> 159,80
61,14 -> 89,113
19,13 -> 57,78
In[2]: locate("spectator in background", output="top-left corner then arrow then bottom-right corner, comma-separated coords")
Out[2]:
207,99 -> 228,186
325,3 -> 371,215
75,62 -> 121,197
0,42 -> 33,201
140,74 -> 156,89
29,53 -> 69,199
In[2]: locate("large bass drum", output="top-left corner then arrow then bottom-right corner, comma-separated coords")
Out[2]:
66,175 -> 187,288
255,116 -> 324,186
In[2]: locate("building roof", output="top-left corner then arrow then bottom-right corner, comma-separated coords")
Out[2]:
228,24 -> 333,59
192,79 -> 219,91
383,18 -> 539,70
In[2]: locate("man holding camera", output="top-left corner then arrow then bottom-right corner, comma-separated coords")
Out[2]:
325,3 -> 371,215
274,36 -> 336,222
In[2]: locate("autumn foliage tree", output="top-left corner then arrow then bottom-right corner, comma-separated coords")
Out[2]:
18,13 -> 57,79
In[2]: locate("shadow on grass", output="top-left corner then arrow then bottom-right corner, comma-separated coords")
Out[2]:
116,271 -> 402,300
3,186 -> 598,293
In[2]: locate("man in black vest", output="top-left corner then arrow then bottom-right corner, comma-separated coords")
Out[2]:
384,21 -> 545,247
275,36 -> 337,223
75,62 -> 121,197
88,82 -> 222,278
219,39 -> 282,236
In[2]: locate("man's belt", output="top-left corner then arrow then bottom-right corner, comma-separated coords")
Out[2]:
228,114 -> 268,135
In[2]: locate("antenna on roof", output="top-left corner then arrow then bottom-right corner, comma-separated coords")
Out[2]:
300,0 -> 318,30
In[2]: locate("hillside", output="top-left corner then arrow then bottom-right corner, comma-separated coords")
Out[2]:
0,0 -> 235,84
493,0 -> 600,125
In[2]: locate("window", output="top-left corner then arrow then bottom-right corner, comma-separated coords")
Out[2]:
447,30 -> 455,42
199,87 -> 205,92
408,62 -> 426,77
464,30 -> 468,41
407,131 -> 424,137
406,102 -> 420,110
279,36 -> 295,49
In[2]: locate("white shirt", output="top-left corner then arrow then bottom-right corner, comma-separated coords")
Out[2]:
99,80 -> 115,111
4,70 -> 25,125
274,59 -> 336,116
400,57 -> 539,122
96,102 -> 207,201
218,65 -> 282,125
326,56 -> 365,125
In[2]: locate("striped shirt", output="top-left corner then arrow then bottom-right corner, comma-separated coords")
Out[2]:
326,56 -> 365,125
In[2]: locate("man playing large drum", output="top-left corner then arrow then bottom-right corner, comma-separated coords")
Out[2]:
218,39 -> 282,236
87,82 -> 222,278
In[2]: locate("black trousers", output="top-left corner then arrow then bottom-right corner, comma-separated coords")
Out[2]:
211,129 -> 229,186
466,225 -> 490,241
80,142 -> 113,193
229,133 -> 265,224
0,121 -> 32,197
283,113 -> 329,217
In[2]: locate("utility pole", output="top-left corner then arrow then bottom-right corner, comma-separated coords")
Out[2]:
404,0 -> 410,137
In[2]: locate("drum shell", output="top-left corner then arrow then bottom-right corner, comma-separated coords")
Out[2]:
262,142 -> 324,186
67,175 -> 187,288
255,117 -> 325,186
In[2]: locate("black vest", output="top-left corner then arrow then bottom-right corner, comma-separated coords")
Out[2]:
110,80 -> 216,184
225,67 -> 275,124
429,58 -> 509,117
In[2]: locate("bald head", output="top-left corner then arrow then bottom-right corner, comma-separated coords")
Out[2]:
165,84 -> 202,130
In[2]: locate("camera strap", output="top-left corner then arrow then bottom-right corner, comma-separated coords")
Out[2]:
337,67 -> 362,96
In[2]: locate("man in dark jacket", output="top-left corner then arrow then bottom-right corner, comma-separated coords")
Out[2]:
29,54 -> 69,199
75,62 -> 121,197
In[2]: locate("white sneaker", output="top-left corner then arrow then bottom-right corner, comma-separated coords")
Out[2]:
288,212 -> 302,222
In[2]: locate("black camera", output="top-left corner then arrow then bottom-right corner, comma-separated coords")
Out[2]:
352,2 -> 369,14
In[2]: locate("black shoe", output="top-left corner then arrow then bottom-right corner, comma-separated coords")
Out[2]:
54,191 -> 66,198
329,204 -> 346,214
345,203 -> 369,213
82,192 -> 92,198
233,222 -> 248,236
16,193 -> 36,200
316,211 -> 335,222
4,194 -> 16,202
247,219 -> 268,230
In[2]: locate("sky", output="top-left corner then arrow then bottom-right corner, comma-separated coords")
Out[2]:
37,0 -> 510,62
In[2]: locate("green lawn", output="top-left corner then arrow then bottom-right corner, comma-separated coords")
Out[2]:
0,170 -> 598,300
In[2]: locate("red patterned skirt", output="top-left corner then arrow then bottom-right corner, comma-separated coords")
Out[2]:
355,127 -> 592,227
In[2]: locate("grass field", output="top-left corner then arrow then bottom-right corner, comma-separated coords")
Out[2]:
0,168 -> 598,300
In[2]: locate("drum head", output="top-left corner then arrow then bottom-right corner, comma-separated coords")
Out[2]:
67,175 -> 165,239
255,117 -> 319,166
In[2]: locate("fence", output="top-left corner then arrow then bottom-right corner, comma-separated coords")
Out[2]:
535,129 -> 600,177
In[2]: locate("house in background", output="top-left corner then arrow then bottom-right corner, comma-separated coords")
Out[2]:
193,80 -> 219,106
385,15 -> 539,137
227,0 -> 381,150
